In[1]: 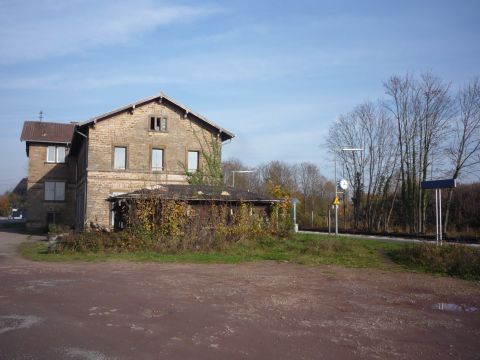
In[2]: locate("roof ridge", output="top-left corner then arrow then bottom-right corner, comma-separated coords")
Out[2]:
23,120 -> 74,126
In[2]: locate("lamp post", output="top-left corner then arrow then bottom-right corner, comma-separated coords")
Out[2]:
231,170 -> 256,188
291,197 -> 300,233
334,148 -> 364,235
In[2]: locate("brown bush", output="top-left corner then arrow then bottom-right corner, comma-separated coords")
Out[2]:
54,197 -> 290,254
390,243 -> 480,280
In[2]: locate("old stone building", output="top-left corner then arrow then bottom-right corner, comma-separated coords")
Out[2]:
21,92 -> 234,230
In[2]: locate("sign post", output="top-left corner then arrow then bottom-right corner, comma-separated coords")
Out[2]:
331,197 -> 340,235
421,179 -> 456,245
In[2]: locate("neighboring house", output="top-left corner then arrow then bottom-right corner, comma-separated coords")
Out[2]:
20,92 -> 235,230
12,177 -> 27,197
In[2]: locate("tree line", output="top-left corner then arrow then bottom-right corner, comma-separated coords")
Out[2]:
223,73 -> 480,236
327,73 -> 479,235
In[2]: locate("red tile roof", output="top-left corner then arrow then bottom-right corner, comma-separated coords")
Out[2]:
20,121 -> 75,143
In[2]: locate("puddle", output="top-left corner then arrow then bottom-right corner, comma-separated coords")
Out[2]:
0,314 -> 43,334
433,303 -> 479,312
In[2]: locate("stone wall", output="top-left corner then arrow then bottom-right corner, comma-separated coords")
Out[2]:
84,100 -> 222,228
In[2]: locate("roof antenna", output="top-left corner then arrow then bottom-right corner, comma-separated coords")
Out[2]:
39,111 -> 43,122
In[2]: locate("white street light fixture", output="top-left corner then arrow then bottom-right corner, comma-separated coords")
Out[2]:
231,170 -> 256,187
291,198 -> 300,233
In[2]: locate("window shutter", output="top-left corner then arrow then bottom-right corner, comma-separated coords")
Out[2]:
161,118 -> 167,132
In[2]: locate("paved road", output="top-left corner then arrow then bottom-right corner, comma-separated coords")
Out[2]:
1,229 -> 480,359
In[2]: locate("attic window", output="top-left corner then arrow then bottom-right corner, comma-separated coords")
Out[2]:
150,116 -> 168,132
46,146 -> 66,163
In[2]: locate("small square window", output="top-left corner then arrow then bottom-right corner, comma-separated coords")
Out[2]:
44,181 -> 65,201
150,116 -> 168,132
46,146 -> 66,163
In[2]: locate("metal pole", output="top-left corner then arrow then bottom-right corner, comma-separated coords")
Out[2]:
334,152 -> 338,235
232,172 -> 235,187
435,189 -> 439,245
293,203 -> 297,225
328,208 -> 331,234
439,189 -> 443,245
311,210 -> 314,228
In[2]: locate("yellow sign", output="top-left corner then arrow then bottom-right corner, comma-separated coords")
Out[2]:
332,196 -> 340,205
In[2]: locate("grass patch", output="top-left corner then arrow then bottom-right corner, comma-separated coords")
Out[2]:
19,233 -> 479,280
19,233 -> 402,269
389,243 -> 480,281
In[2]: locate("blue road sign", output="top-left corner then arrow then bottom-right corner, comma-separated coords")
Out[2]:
421,179 -> 456,190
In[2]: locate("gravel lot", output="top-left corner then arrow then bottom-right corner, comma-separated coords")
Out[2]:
1,229 -> 479,359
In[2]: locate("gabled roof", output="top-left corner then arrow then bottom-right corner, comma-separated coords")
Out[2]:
78,92 -> 235,142
20,121 -> 75,144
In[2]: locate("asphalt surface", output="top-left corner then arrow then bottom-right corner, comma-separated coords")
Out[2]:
1,229 -> 480,359
299,230 -> 480,247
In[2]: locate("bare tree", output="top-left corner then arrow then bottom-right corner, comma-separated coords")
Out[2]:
296,162 -> 326,219
383,73 -> 452,233
444,78 -> 480,233
384,74 -> 416,231
416,74 -> 453,233
327,101 -> 397,231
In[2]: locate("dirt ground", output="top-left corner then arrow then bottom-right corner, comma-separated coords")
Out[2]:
1,229 -> 479,360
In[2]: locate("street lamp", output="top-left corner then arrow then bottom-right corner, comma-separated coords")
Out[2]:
231,170 -> 256,188
334,147 -> 364,235
291,197 -> 300,233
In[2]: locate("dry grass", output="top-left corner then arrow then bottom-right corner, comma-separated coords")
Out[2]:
389,243 -> 480,280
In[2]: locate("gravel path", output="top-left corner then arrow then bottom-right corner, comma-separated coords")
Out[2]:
1,229 -> 479,359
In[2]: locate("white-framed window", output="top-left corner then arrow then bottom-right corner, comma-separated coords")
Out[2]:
113,146 -> 126,170
44,181 -> 65,201
150,116 -> 168,132
57,147 -> 65,163
188,151 -> 199,172
46,146 -> 66,163
151,149 -> 164,171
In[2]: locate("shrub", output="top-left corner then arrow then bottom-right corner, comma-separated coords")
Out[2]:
390,243 -> 480,280
53,197 -> 290,254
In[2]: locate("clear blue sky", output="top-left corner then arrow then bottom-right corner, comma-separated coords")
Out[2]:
1,0 -> 479,192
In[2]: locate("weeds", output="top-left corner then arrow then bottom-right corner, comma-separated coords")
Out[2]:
389,243 -> 480,280
56,197 -> 291,254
